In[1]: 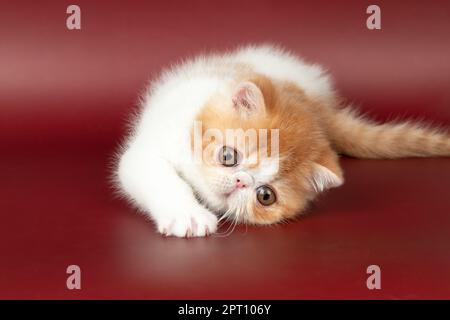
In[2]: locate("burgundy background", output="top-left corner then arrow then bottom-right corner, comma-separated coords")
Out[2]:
0,0 -> 449,299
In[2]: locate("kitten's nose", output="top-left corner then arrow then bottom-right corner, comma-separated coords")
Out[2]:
235,172 -> 252,189
236,179 -> 246,188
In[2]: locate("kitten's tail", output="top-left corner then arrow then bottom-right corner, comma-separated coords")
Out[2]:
325,106 -> 450,159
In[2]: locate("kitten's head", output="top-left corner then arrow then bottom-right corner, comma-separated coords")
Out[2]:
192,75 -> 343,224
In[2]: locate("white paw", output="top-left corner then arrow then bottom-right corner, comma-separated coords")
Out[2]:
157,209 -> 218,238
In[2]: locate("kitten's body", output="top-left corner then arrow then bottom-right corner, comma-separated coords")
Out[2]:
116,45 -> 450,237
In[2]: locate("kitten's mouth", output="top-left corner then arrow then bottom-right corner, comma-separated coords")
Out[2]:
223,187 -> 239,198
223,190 -> 235,198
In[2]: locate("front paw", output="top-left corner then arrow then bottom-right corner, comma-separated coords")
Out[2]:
157,209 -> 218,237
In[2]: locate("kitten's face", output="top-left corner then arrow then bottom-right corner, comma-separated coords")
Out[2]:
192,75 -> 343,225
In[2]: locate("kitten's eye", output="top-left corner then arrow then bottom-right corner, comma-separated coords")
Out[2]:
219,146 -> 238,167
256,185 -> 276,206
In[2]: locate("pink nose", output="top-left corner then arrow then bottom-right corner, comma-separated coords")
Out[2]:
235,172 -> 252,189
236,179 -> 246,188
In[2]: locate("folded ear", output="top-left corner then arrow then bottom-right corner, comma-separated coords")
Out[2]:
232,81 -> 266,118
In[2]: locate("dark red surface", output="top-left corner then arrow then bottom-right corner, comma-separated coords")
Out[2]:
1,0 -> 449,299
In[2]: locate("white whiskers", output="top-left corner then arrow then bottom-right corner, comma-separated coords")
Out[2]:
214,191 -> 248,237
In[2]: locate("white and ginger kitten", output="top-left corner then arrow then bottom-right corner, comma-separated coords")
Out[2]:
115,45 -> 450,237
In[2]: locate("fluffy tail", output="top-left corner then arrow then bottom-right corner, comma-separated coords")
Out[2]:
325,106 -> 450,159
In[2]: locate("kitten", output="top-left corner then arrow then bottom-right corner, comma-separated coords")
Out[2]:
115,45 -> 450,237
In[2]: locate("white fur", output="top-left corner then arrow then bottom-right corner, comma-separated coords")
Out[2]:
116,45 -> 334,237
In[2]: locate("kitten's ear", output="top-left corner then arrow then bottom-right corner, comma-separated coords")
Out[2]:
310,164 -> 343,192
232,81 -> 266,117
309,152 -> 344,193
